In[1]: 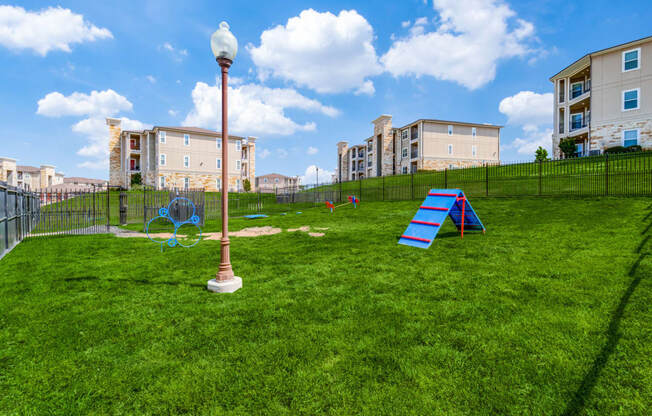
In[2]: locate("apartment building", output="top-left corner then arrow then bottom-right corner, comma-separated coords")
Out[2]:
107,118 -> 256,192
0,157 -> 64,190
255,173 -> 300,193
551,36 -> 652,158
64,177 -> 108,189
336,115 -> 500,181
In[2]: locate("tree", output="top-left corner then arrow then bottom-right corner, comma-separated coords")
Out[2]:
130,172 -> 142,186
559,138 -> 577,158
535,146 -> 548,162
243,178 -> 251,192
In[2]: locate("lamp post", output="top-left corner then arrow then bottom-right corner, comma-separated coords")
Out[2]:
207,21 -> 242,293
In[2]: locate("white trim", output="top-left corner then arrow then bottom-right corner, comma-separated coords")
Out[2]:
622,47 -> 641,72
159,131 -> 166,143
183,134 -> 190,146
622,128 -> 640,147
159,153 -> 166,166
622,88 -> 640,111
183,155 -> 190,168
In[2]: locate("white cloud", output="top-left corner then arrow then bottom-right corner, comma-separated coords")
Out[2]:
504,125 -> 552,156
401,20 -> 411,28
37,89 -> 148,169
159,42 -> 188,61
259,148 -> 271,159
498,91 -> 552,126
381,0 -> 537,89
499,90 -> 553,155
301,165 -> 334,185
248,9 -> 382,94
306,146 -> 318,155
146,75 -> 156,84
183,81 -> 339,136
0,5 -> 112,56
36,89 -> 132,117
168,109 -> 178,117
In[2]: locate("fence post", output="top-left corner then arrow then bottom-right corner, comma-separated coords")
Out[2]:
143,185 -> 147,232
359,178 -> 362,199
444,168 -> 448,189
605,153 -> 609,196
485,163 -> 489,196
382,175 -> 385,201
339,180 -> 342,203
410,172 -> 414,200
538,159 -> 542,196
106,186 -> 110,231
92,184 -> 96,230
4,185 -> 8,253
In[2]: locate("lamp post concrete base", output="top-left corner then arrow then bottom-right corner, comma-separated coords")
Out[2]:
207,276 -> 242,293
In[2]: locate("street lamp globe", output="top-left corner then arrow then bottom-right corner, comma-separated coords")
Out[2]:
210,21 -> 238,62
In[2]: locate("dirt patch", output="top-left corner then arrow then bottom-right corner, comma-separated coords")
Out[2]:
288,226 -> 310,232
308,232 -> 325,237
314,227 -> 329,231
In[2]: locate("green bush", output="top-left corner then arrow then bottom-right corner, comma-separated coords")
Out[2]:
604,145 -> 642,154
131,173 -> 142,185
558,138 -> 577,158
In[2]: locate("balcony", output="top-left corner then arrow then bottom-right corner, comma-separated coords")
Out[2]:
568,80 -> 591,105
411,149 -> 418,159
568,116 -> 589,137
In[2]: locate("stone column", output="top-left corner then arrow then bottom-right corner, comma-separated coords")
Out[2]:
106,118 -> 122,186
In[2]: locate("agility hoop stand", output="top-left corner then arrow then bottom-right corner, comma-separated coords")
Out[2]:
325,195 -> 358,213
399,189 -> 485,249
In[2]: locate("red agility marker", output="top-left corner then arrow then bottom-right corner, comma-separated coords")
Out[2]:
428,192 -> 457,197
410,220 -> 441,226
400,235 -> 431,243
419,206 -> 448,211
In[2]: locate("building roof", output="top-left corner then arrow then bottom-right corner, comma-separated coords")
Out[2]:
550,35 -> 652,81
64,177 -> 107,184
256,173 -> 298,179
123,126 -> 246,140
398,119 -> 503,129
16,165 -> 40,173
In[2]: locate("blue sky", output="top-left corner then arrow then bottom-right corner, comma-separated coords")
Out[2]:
1,0 -> 651,182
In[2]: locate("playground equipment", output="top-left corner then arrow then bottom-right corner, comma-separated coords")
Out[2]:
243,214 -> 268,219
146,197 -> 202,250
398,189 -> 485,248
325,195 -> 359,213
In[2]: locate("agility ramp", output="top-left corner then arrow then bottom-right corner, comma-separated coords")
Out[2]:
398,189 -> 485,249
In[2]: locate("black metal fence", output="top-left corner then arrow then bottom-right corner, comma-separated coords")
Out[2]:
0,182 -> 39,259
277,151 -> 652,205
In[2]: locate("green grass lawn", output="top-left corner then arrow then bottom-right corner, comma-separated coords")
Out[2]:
1,197 -> 650,415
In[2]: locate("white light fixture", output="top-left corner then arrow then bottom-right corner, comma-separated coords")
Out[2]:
210,21 -> 238,62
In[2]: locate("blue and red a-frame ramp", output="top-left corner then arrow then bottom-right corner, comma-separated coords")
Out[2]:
398,189 -> 485,249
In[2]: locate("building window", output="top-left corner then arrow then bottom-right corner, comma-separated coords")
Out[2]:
472,127 -> 477,137
216,178 -> 221,189
160,153 -> 166,166
623,48 -> 640,72
623,88 -> 640,111
402,148 -> 408,158
274,178 -> 279,183
448,144 -> 453,155
184,134 -> 190,146
570,113 -> 584,130
472,145 -> 477,157
402,166 -> 408,174
449,164 -> 453,169
448,125 -> 453,136
184,155 -> 190,168
160,176 -> 165,188
217,138 -> 222,149
368,142 -> 373,152
159,131 -> 166,143
623,129 -> 639,147
216,158 -> 221,169
570,82 -> 583,99
184,177 -> 189,189
401,130 -> 408,140
236,179 -> 240,189
236,160 -> 241,170
236,140 -> 241,151
264,178 -> 268,183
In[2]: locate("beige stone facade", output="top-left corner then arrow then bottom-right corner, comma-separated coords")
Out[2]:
551,36 -> 652,158
107,120 -> 256,192
0,157 -> 17,187
336,115 -> 500,180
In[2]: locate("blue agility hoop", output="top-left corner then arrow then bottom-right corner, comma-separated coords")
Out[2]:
146,197 -> 203,250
